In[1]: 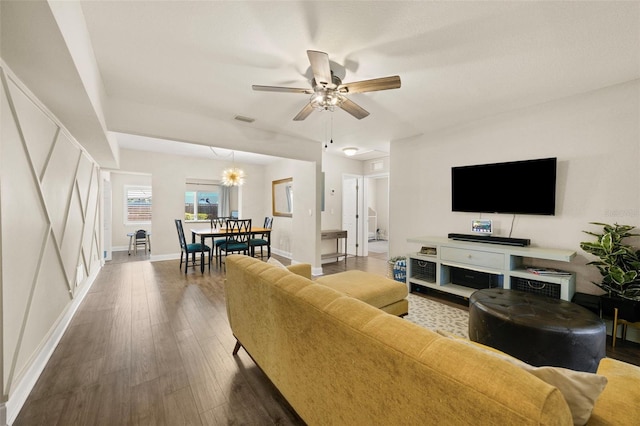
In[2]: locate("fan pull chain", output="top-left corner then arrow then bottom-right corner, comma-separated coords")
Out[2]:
324,114 -> 328,149
330,113 -> 334,144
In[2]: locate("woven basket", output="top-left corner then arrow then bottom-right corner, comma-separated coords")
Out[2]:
388,257 -> 406,282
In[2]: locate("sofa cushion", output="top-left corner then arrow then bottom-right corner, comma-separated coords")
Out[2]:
437,330 -> 607,425
315,270 -> 408,310
589,357 -> 640,425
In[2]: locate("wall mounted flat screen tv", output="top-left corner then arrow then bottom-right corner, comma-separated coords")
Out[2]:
451,157 -> 557,215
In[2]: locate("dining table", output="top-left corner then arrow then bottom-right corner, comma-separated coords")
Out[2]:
190,226 -> 272,265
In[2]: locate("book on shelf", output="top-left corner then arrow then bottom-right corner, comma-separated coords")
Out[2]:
419,246 -> 437,256
525,266 -> 572,276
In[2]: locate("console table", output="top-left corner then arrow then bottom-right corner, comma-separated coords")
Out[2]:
406,236 -> 576,301
321,229 -> 348,265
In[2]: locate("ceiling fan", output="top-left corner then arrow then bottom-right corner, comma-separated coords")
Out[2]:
252,50 -> 401,121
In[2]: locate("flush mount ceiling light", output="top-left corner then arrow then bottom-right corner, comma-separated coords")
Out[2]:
343,147 -> 358,157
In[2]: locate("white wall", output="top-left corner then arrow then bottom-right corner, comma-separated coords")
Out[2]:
265,160 -> 295,258
1,63 -> 102,425
321,152 -> 364,230
265,158 -> 319,267
390,79 -> 640,296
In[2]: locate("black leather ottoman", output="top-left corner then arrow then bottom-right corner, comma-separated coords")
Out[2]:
469,288 -> 606,373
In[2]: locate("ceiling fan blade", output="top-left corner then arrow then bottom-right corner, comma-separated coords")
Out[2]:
307,50 -> 333,88
340,98 -> 370,120
293,103 -> 315,121
252,85 -> 313,94
339,75 -> 401,94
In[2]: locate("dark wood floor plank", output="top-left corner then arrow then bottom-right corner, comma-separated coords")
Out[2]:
232,356 -> 304,425
92,368 -> 132,426
130,317 -> 160,387
12,391 -> 68,426
147,289 -> 170,325
163,386 -> 203,426
129,378 -> 166,425
56,382 -> 104,426
174,328 -> 227,412
199,335 -> 243,377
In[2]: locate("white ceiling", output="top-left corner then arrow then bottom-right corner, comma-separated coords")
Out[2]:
2,1 -> 639,166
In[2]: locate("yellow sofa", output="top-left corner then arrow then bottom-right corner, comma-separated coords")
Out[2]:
224,255 -> 640,425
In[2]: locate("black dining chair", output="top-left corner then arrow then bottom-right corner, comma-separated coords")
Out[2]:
249,217 -> 273,260
217,219 -> 252,268
175,219 -> 211,273
210,216 -> 231,265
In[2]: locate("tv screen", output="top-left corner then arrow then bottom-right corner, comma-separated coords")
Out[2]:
451,157 -> 557,215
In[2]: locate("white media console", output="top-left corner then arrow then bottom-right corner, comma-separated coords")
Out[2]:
406,236 -> 577,301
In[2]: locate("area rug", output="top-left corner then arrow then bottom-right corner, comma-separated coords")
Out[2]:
404,293 -> 469,338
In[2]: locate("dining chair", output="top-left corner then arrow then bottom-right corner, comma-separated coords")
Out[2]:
217,219 -> 252,268
175,219 -> 211,273
249,216 -> 273,260
133,229 -> 149,255
210,217 -> 229,229
210,216 -> 231,265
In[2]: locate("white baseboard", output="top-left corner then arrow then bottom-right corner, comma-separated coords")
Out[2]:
3,266 -> 100,425
149,253 -> 180,262
312,266 -> 324,276
270,248 -> 292,259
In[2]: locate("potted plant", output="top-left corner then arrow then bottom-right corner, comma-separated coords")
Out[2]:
580,222 -> 640,321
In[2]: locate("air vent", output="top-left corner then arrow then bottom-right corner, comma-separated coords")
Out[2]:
370,160 -> 384,171
234,115 -> 255,123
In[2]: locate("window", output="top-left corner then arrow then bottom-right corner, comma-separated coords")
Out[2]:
125,186 -> 152,224
185,180 -> 220,221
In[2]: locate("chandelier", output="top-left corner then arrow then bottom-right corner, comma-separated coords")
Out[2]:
222,166 -> 245,186
211,148 -> 245,186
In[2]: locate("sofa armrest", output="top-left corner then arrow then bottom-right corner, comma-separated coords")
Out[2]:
286,263 -> 312,279
589,357 -> 640,425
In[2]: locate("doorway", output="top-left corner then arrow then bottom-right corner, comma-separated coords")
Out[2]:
341,173 -> 389,258
342,175 -> 363,256
364,174 -> 389,257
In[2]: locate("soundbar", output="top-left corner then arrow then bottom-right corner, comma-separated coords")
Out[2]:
447,233 -> 530,247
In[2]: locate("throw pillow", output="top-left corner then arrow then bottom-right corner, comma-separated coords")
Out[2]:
437,330 -> 607,425
266,257 -> 286,269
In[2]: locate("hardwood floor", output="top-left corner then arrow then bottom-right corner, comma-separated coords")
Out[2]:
15,252 -> 306,426
14,251 -> 640,425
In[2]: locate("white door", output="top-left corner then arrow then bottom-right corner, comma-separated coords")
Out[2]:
342,175 -> 364,256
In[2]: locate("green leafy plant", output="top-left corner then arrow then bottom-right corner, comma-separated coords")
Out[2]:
580,222 -> 640,300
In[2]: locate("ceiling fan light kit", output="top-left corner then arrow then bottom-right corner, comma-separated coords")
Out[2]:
311,90 -> 342,111
253,50 -> 401,121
